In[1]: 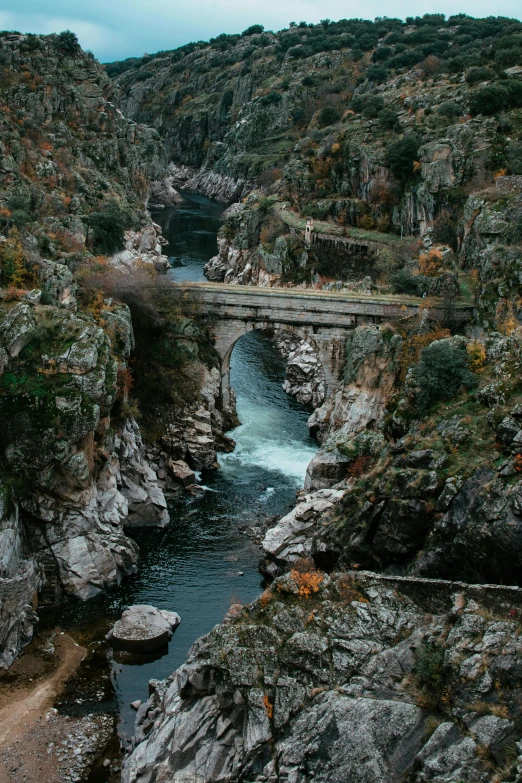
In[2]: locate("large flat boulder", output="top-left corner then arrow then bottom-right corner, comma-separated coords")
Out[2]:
107,605 -> 181,653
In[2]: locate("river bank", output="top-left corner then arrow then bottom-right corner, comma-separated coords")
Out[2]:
0,191 -> 318,780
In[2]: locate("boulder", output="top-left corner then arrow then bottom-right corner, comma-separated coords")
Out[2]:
304,450 -> 352,492
149,177 -> 183,206
107,605 -> 181,653
166,459 -> 196,487
261,488 -> 345,569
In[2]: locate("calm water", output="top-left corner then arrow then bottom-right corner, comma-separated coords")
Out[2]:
43,193 -> 317,738
154,190 -> 224,282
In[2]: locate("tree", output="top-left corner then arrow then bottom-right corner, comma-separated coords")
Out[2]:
469,84 -> 508,116
55,30 -> 80,55
88,201 -> 128,255
318,106 -> 341,128
242,24 -> 264,37
385,135 -> 420,181
363,96 -> 384,118
413,340 -> 478,411
367,65 -> 388,83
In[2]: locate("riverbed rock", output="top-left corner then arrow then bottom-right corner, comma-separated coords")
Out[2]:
166,459 -> 196,488
275,331 -> 325,408
122,571 -> 522,783
148,176 -> 183,207
260,488 -> 345,576
107,604 -> 181,653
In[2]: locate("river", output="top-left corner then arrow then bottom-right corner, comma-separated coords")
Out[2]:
43,191 -> 317,739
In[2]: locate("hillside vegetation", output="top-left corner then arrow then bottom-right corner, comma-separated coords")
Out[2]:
110,14 -> 522,318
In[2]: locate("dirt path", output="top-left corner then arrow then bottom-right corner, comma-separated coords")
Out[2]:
0,632 -> 94,783
0,633 -> 85,747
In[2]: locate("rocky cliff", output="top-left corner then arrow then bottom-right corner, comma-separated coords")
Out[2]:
261,320 -> 522,589
0,33 -> 235,669
112,14 -> 522,291
123,568 -> 522,783
0,295 -> 170,664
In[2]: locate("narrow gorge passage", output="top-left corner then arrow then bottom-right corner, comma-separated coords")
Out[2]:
42,192 -> 317,739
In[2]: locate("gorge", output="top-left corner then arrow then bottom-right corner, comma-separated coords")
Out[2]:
2,15 -> 522,783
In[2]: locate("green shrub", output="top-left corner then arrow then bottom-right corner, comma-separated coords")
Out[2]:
413,340 -> 478,411
367,65 -> 388,83
257,196 -> 274,214
318,106 -> 341,127
495,48 -> 521,69
465,66 -> 494,84
372,46 -> 393,62
260,91 -> 282,106
379,109 -> 399,130
437,101 -> 462,118
385,135 -> 420,181
363,96 -> 384,118
242,24 -> 264,37
469,84 -> 509,115
55,30 -> 80,55
414,642 -> 446,692
506,79 -> 522,109
390,268 -> 430,296
291,107 -> 306,125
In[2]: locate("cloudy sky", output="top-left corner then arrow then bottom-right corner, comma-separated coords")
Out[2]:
0,0 -> 521,63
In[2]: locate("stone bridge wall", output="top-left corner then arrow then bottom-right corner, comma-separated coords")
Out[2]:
178,283 -> 474,408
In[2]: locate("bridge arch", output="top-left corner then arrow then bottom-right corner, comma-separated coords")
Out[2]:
213,319 -> 344,409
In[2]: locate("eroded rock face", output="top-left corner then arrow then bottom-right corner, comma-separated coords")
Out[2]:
0,484 -> 40,669
109,224 -> 169,273
0,300 -> 168,618
148,176 -> 183,208
305,324 -> 401,492
260,488 -> 345,576
122,571 -> 522,783
204,198 -> 266,284
168,162 -> 253,204
159,366 -> 236,470
274,331 -> 325,409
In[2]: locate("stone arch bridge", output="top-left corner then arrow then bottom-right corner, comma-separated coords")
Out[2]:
177,283 -> 474,407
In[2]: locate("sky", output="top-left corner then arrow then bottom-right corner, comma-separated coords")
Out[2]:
0,0 -> 521,63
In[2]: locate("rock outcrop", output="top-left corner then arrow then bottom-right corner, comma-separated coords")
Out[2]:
148,176 -> 183,208
305,323 -> 401,491
109,224 -> 169,272
159,366 -> 236,471
0,31 -> 167,266
168,163 -> 252,204
123,569 -> 522,783
274,331 -> 325,408
260,488 -> 345,577
0,297 -> 169,661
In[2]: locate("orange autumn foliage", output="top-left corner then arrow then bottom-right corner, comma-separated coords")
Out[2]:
291,570 -> 324,598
